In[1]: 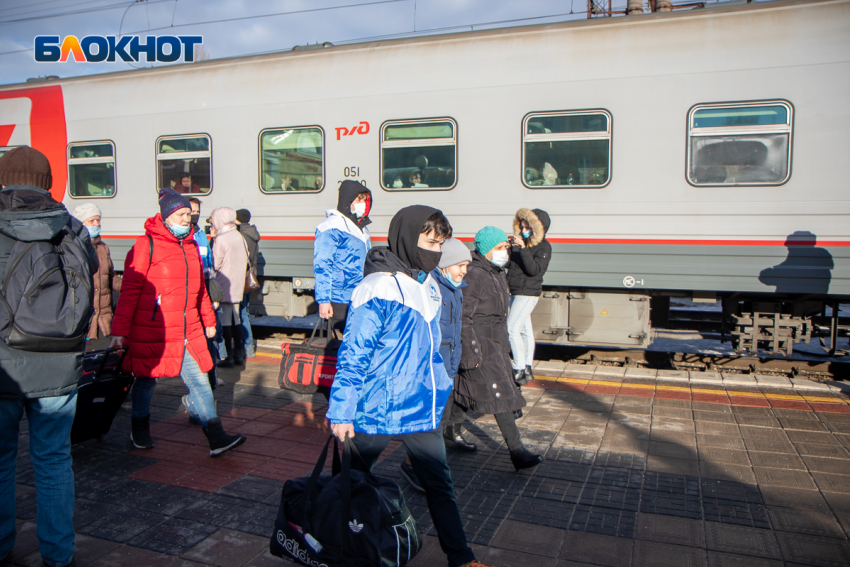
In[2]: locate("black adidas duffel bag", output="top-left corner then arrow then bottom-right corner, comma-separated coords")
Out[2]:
270,435 -> 422,567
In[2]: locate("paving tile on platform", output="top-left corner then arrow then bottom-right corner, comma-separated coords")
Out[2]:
483,547 -> 558,567
753,467 -> 817,489
704,522 -> 782,559
706,550 -> 782,567
181,528 -> 268,567
699,462 -> 756,485
646,456 -> 700,477
758,487 -> 830,512
694,410 -> 736,423
822,491 -> 850,514
777,532 -> 850,566
649,441 -> 697,460
87,544 -> 178,566
697,434 -> 746,449
735,414 -> 781,428
653,406 -> 693,420
632,540 -> 705,567
746,451 -> 805,469
657,369 -> 690,380
489,520 -> 565,557
812,471 -> 850,493
803,455 -> 850,473
635,513 -> 704,547
767,507 -> 846,539
217,475 -> 282,502
796,443 -> 850,458
698,447 -> 750,465
561,531 -> 633,566
695,422 -> 739,436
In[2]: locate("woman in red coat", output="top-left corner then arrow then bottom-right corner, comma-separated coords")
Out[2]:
111,188 -> 246,456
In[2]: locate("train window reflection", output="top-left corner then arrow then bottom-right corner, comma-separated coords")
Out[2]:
259,127 -> 324,193
688,101 -> 792,186
381,118 -> 457,191
0,147 -> 17,161
156,134 -> 211,195
68,141 -> 116,198
522,110 -> 612,188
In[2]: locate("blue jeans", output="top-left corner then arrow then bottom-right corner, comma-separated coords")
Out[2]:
240,293 -> 254,356
507,295 -> 539,370
0,391 -> 77,567
131,349 -> 217,426
352,429 -> 475,567
213,307 -> 227,360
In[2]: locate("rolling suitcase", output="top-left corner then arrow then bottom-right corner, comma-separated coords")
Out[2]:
71,347 -> 134,444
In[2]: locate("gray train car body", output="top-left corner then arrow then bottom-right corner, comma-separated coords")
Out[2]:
1,0 -> 848,352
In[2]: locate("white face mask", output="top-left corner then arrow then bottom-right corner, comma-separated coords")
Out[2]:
351,202 -> 367,218
490,249 -> 509,267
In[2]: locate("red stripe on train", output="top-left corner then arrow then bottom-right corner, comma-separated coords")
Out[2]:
102,235 -> 850,246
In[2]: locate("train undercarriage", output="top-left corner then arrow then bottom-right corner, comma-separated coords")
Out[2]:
247,278 -> 849,359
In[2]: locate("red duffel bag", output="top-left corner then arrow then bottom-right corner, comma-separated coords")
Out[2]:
278,319 -> 341,394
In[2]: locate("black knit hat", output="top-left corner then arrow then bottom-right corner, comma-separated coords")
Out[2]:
0,146 -> 52,189
235,209 -> 251,223
158,188 -> 191,220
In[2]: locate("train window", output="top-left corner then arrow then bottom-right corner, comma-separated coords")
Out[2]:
156,134 -> 211,195
687,101 -> 792,186
522,110 -> 612,188
0,147 -> 16,161
259,127 -> 324,193
67,141 -> 116,198
380,118 -> 457,191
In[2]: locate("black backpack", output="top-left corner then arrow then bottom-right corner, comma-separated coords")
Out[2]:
271,436 -> 422,567
0,224 -> 95,352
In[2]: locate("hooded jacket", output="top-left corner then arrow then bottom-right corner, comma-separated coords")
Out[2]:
507,208 -> 552,297
313,181 -> 372,305
0,184 -> 96,398
432,268 -> 465,379
327,206 -> 452,435
112,214 -> 216,378
238,223 -> 261,269
213,227 -> 249,303
456,250 -> 526,414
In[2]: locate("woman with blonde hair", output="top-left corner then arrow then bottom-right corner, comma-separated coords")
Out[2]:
210,207 -> 249,367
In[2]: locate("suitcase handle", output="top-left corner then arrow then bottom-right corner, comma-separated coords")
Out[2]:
307,317 -> 340,346
94,346 -> 128,380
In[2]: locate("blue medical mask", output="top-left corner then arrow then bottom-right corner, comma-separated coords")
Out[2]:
85,225 -> 101,238
169,222 -> 192,237
443,269 -> 463,288
522,230 -> 532,239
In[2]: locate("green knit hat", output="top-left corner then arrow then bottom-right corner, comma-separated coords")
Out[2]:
474,226 -> 507,255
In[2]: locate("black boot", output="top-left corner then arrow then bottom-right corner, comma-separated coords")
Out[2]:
513,368 -> 527,386
442,424 -> 477,451
202,417 -> 246,456
525,365 -> 535,381
232,325 -> 244,366
130,415 -> 154,449
510,447 -> 543,471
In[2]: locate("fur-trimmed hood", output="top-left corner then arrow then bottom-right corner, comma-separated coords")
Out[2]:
512,208 -> 550,247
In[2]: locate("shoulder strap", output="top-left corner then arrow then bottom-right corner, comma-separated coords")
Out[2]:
147,234 -> 154,270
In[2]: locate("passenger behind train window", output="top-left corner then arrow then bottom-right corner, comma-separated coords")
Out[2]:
156,134 -> 211,195
381,118 -> 457,190
688,101 -> 792,186
259,127 -> 324,193
68,141 -> 116,198
522,111 -> 612,188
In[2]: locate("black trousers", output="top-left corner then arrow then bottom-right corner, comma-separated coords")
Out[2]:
330,301 -> 349,334
351,428 -> 476,567
445,402 -> 522,451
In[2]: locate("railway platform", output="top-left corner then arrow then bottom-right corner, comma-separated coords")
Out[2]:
6,353 -> 850,567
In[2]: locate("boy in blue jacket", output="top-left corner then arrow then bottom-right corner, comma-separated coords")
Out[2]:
313,180 -> 371,331
328,207 -> 494,567
400,238 -> 475,490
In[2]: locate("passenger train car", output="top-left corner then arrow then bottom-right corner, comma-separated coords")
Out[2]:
1,0 -> 847,354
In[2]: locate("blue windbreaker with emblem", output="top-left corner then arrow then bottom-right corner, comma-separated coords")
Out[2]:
313,209 -> 370,304
328,249 -> 453,435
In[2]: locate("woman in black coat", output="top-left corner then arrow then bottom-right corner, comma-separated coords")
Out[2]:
448,226 -> 543,471
506,208 -> 551,385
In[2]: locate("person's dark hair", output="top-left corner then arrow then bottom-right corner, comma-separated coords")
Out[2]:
188,197 -> 201,206
179,173 -> 191,181
421,211 -> 452,240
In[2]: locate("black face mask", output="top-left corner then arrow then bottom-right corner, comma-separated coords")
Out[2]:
190,213 -> 200,225
416,246 -> 442,274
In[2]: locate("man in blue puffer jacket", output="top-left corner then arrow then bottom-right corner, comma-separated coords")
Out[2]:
328,206 -> 493,567
313,180 -> 371,331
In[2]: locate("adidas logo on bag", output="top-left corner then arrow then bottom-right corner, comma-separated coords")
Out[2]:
348,519 -> 364,533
